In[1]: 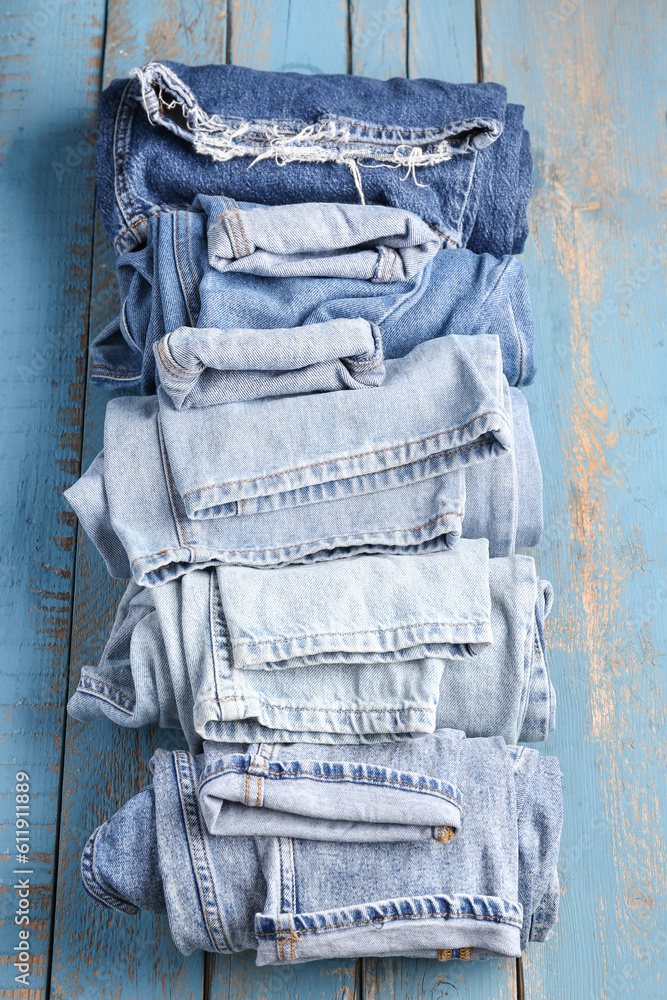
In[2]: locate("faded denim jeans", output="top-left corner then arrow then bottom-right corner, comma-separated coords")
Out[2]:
92,196 -> 535,396
65,336 -> 543,584
80,731 -> 562,963
68,544 -> 555,750
96,60 -> 531,258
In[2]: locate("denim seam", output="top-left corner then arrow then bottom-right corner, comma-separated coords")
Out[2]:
227,441 -> 484,514
202,695 -> 436,713
257,909 -> 524,938
174,751 -> 231,952
129,510 -> 459,567
199,763 -> 461,805
508,283 -> 525,384
456,146 -> 478,239
173,212 -> 196,325
114,83 -> 141,234
157,414 -> 189,548
81,826 -> 139,915
182,417 -> 504,496
234,620 -> 489,648
77,675 -> 135,713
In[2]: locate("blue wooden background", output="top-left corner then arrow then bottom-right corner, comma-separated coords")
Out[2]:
1,1 -> 665,997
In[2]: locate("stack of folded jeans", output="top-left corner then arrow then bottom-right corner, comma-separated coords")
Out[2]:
67,61 -> 562,975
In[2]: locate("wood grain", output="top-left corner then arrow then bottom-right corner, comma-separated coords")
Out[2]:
2,1 -> 665,998
482,1 -> 667,998
49,3 -> 228,998
0,1 -> 105,995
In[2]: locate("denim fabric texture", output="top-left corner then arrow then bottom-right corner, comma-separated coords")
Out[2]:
91,196 -> 535,396
67,547 -> 555,751
80,733 -> 562,962
156,318 -> 385,408
96,60 -> 531,258
65,337 -> 543,584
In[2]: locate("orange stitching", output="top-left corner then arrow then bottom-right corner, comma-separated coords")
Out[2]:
232,201 -> 251,256
244,771 -> 249,805
256,909 -> 522,938
200,762 -> 460,804
438,949 -> 453,961
460,947 -> 472,961
129,509 -> 460,566
182,410 -> 504,496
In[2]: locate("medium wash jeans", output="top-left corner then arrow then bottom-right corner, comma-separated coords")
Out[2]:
91,196 -> 535,396
68,545 -> 555,750
81,732 -> 562,963
97,60 -> 531,258
65,336 -> 543,584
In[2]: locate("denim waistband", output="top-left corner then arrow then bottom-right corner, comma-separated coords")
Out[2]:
91,194 -> 536,397
80,735 -> 562,961
95,60 -> 530,258
67,550 -> 555,752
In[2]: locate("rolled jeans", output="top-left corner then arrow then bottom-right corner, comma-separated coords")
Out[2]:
91,195 -> 535,396
80,731 -> 562,962
65,336 -> 543,584
67,544 -> 555,750
96,60 -> 532,258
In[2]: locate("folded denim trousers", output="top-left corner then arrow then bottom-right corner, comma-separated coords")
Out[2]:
65,336 -> 543,584
96,60 -> 531,258
68,543 -> 555,750
92,195 -> 535,396
81,732 -> 562,962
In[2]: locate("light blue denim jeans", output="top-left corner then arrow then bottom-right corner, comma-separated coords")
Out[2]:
157,317 -> 385,408
65,336 -> 542,584
91,195 -> 535,396
96,60 -> 531,259
80,732 -> 562,963
67,545 -> 555,750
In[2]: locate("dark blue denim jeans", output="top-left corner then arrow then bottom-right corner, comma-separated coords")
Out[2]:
96,61 -> 531,258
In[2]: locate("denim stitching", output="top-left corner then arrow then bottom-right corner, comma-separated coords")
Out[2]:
157,414 -> 188,548
129,509 -> 460,566
182,411 -> 505,496
234,620 -> 489,648
174,751 -> 231,952
256,909 -> 524,937
204,695 -> 434,713
199,762 -> 461,805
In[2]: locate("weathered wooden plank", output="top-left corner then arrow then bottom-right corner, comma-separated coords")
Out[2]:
350,0 -> 407,78
480,2 -> 667,998
229,0 -> 348,74
48,3 -> 231,998
0,1 -> 105,996
408,0 -> 478,82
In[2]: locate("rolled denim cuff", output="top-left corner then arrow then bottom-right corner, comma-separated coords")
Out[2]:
81,785 -> 165,916
254,894 -> 522,966
198,734 -> 464,844
204,199 -> 443,280
154,318 -> 385,409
